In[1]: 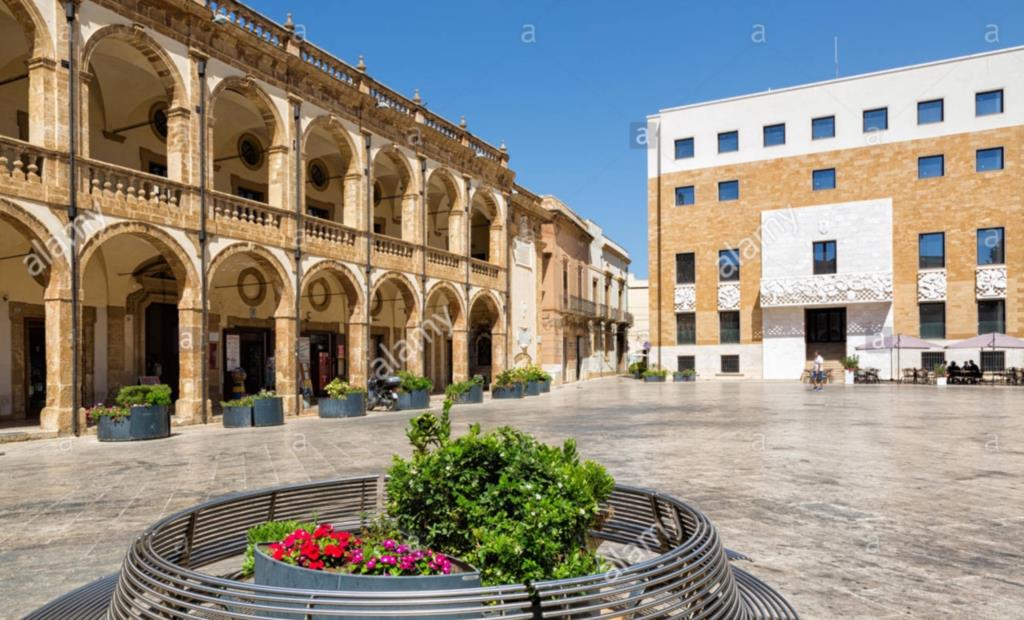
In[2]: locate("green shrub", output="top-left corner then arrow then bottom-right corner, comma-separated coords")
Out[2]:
642,368 -> 668,378
933,362 -> 947,375
325,378 -> 365,399
840,355 -> 860,370
628,360 -> 647,375
493,369 -> 523,388
240,518 -> 316,577
221,396 -> 254,408
254,389 -> 278,400
444,377 -> 482,400
115,384 -> 173,407
87,404 -> 129,421
522,364 -> 551,382
676,368 -> 697,377
387,407 -> 615,586
397,370 -> 433,393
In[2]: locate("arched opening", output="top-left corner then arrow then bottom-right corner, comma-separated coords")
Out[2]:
84,35 -> 176,176
211,82 -> 278,203
423,284 -> 463,391
371,149 -> 414,240
470,192 -> 501,263
468,292 -> 503,384
0,2 -> 31,141
300,264 -> 360,400
425,169 -> 460,252
303,119 -> 359,226
369,275 -> 418,378
208,247 -> 292,407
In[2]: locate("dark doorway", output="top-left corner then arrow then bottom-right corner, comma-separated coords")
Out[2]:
444,338 -> 453,387
25,319 -> 45,420
371,333 -> 388,378
303,331 -> 338,398
223,328 -> 272,399
575,336 -> 583,382
145,303 -> 179,399
805,307 -> 847,363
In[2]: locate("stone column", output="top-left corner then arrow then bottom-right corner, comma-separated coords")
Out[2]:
41,295 -> 73,433
165,106 -> 191,184
401,193 -> 418,242
175,303 -> 204,424
27,57 -> 58,148
448,209 -> 464,254
452,327 -> 468,382
347,320 -> 368,388
490,324 -> 507,376
267,144 -> 291,209
489,223 -> 504,264
343,173 -> 365,229
78,70 -> 93,158
274,312 -> 297,415
404,322 -> 425,376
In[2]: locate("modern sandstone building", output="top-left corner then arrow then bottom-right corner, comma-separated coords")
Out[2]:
0,0 -> 628,434
647,47 -> 1022,380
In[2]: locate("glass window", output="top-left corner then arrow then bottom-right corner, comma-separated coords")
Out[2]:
917,99 -> 943,124
919,303 -> 946,339
921,352 -> 946,368
977,228 -> 1005,265
812,115 -> 835,139
918,155 -> 944,179
863,107 -> 888,132
718,249 -> 740,281
718,180 -> 739,201
813,240 -> 837,275
674,137 -> 694,159
980,350 -> 1006,372
978,300 -> 1005,335
812,168 -> 836,190
674,185 -> 695,206
677,355 -> 695,372
763,123 -> 786,147
976,147 -> 1004,172
976,90 -> 1003,116
919,232 -> 945,269
675,252 -> 695,284
721,354 -> 740,373
718,130 -> 739,153
675,313 -> 696,345
719,312 -> 740,344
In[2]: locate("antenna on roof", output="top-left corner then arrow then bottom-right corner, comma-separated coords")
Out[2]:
834,36 -> 840,78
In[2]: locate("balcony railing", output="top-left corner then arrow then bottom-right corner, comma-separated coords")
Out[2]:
568,295 -> 597,317
373,234 -> 416,259
211,191 -> 285,230
81,158 -> 186,209
426,247 -> 463,269
304,216 -> 360,247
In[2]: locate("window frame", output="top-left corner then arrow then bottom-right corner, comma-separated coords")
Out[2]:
718,179 -> 739,202
978,299 -> 1006,335
812,167 -> 836,191
763,123 -> 786,147
717,130 -> 739,153
675,252 -> 695,285
918,232 -> 945,269
975,89 -> 1004,117
917,99 -> 944,125
977,227 -> 1005,265
675,312 -> 696,345
918,154 -> 945,179
676,355 -> 695,372
719,312 -> 740,345
863,107 -> 889,132
812,240 -> 837,275
674,137 -> 694,159
718,249 -> 740,282
811,115 -> 835,140
919,302 -> 946,339
674,185 -> 695,206
720,354 -> 740,374
976,147 -> 1004,172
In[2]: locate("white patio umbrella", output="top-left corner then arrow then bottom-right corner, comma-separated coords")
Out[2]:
856,334 -> 935,381
945,332 -> 1024,371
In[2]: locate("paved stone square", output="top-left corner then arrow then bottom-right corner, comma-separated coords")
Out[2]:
1,378 -> 1022,619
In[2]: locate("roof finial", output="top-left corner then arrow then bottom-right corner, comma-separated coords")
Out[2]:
500,140 -> 507,152
459,115 -> 467,129
357,55 -> 366,72
284,13 -> 294,32
413,88 -> 421,104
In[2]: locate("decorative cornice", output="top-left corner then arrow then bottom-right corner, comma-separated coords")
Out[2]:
760,272 -> 892,307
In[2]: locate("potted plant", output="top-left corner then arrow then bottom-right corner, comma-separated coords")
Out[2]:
521,366 -> 542,396
253,389 -> 285,426
445,376 -> 484,405
93,384 -> 173,441
673,368 -> 698,382
536,366 -> 553,392
934,362 -> 948,387
642,368 -> 668,383
491,369 -> 524,399
396,371 -> 432,410
221,396 -> 254,428
840,355 -> 860,385
319,379 -> 367,418
628,360 -> 647,380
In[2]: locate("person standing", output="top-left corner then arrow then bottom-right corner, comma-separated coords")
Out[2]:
812,351 -> 825,392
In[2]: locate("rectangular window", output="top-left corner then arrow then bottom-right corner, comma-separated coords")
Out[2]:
977,227 -> 1005,265
674,137 -> 694,159
921,352 -> 946,369
918,155 -> 944,179
720,354 -> 740,373
719,312 -> 740,344
919,302 -> 946,339
675,252 -> 695,285
812,168 -> 836,190
813,240 -> 837,275
863,107 -> 888,132
918,232 -> 945,269
718,249 -> 740,282
676,355 -> 695,372
763,123 -> 786,147
718,180 -> 739,201
978,300 -> 1005,335
980,350 -> 1006,372
718,130 -> 739,153
976,89 -> 1003,116
674,185 -> 695,206
976,147 -> 1004,172
675,313 -> 696,345
812,115 -> 835,140
917,99 -> 944,124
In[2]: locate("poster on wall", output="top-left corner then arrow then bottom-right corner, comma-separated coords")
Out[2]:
225,334 -> 240,371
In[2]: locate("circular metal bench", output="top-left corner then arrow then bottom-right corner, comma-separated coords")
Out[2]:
30,475 -> 798,619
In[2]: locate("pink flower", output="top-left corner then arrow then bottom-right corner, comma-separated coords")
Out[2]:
366,558 -> 377,570
383,539 -> 396,551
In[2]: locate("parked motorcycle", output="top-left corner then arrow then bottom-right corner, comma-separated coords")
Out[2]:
367,375 -> 401,411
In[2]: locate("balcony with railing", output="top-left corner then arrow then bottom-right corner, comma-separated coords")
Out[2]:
80,158 -> 195,228
0,135 -> 66,205
209,190 -> 295,246
425,247 -> 464,281
469,258 -> 504,289
303,216 -> 364,262
372,234 -> 420,272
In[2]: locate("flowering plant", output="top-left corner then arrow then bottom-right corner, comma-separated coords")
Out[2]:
265,523 -> 453,576
87,404 -> 130,422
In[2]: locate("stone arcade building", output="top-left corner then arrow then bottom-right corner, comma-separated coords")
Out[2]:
0,0 -> 631,434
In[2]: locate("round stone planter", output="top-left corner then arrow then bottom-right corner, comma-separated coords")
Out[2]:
524,380 -> 541,396
253,546 -> 481,620
492,383 -> 523,399
539,378 -> 551,393
454,384 -> 483,404
397,389 -> 430,411
319,393 -> 366,418
253,397 -> 285,426
97,405 -> 170,442
222,406 -> 253,428
644,375 -> 666,383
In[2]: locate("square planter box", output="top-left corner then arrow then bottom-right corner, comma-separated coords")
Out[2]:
222,405 -> 253,428
539,379 -> 551,393
492,384 -> 523,399
397,389 -> 430,411
454,384 -> 484,404
632,371 -> 643,380
253,397 -> 285,426
319,393 -> 366,418
673,374 -> 696,382
254,546 -> 481,620
644,375 -> 666,383
524,380 -> 541,396
97,405 -> 170,442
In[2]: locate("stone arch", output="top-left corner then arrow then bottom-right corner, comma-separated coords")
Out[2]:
370,270 -> 420,324
209,75 -> 285,147
208,242 -> 294,312
80,24 -> 187,109
0,199 -> 69,295
300,259 -> 364,323
372,145 -> 416,192
425,280 -> 466,330
301,115 -> 361,174
469,288 -> 505,332
1,0 -> 53,60
425,167 -> 462,207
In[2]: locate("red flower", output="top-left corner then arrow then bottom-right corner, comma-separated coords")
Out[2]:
301,542 -> 320,560
324,544 -> 343,558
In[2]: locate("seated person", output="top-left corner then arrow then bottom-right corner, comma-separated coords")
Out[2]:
946,361 -> 960,383
965,360 -> 981,382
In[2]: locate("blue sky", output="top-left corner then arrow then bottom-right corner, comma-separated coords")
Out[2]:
247,0 -> 1023,277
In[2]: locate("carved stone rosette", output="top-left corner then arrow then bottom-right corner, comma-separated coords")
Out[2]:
975,265 -> 1006,299
759,272 -> 893,307
718,282 -> 740,310
674,284 -> 696,312
917,270 -> 946,302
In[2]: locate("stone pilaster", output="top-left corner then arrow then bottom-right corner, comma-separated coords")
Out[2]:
347,321 -> 368,388
343,173 -> 364,229
27,57 -> 58,149
165,106 -> 191,184
175,304 -> 204,424
401,193 -> 418,242
273,312 -> 297,415
266,144 -> 290,210
452,327 -> 468,381
448,210 -> 465,254
41,295 -> 73,433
